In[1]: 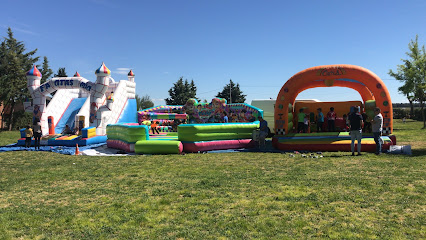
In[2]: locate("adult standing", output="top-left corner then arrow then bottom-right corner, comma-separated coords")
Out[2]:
327,107 -> 336,132
371,107 -> 383,155
258,116 -> 268,149
348,107 -> 363,156
33,118 -> 42,150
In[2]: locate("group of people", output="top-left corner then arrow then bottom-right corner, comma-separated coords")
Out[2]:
348,106 -> 384,156
297,106 -> 384,155
24,118 -> 42,150
297,107 -> 339,133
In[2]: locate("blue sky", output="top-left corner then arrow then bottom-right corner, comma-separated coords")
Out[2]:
1,0 -> 425,106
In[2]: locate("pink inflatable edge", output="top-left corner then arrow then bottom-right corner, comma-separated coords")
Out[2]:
183,139 -> 254,153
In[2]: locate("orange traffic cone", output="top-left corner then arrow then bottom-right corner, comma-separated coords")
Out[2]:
75,144 -> 80,155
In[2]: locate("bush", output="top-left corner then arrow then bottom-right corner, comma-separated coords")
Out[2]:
393,107 -> 425,120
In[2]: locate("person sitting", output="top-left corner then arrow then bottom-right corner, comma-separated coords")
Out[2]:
62,124 -> 73,135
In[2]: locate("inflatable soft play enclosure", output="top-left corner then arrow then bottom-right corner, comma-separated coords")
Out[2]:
106,98 -> 264,154
18,63 -> 137,147
273,64 -> 396,152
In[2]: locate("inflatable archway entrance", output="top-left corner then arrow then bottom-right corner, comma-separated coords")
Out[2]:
274,64 -> 393,135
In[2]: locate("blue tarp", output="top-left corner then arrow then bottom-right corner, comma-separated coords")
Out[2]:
0,143 -> 106,155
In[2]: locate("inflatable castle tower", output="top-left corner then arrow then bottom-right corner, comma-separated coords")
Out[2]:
26,63 -> 136,137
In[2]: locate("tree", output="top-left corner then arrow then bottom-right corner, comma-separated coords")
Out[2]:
389,35 -> 426,128
165,77 -> 198,105
40,56 -> 53,84
54,67 -> 67,77
216,79 -> 246,103
135,94 -> 154,110
0,27 -> 39,130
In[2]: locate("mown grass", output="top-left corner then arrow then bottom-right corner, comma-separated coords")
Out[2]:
0,120 -> 425,239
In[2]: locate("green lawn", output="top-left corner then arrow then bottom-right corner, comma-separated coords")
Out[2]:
0,119 -> 425,239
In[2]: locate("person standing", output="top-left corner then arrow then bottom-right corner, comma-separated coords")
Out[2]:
348,107 -> 363,156
258,116 -> 268,149
297,108 -> 306,133
32,118 -> 42,150
223,112 -> 229,123
371,107 -> 384,155
316,108 -> 324,132
24,125 -> 33,148
327,107 -> 337,132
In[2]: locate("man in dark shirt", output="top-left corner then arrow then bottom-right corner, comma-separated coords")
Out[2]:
348,107 -> 364,156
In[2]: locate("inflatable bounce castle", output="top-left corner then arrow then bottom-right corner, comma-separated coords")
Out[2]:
18,63 -> 137,146
272,64 -> 396,152
107,98 -> 264,154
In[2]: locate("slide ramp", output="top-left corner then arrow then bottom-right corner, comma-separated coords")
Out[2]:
55,98 -> 87,133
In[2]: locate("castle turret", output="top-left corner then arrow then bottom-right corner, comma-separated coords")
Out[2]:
90,62 -> 111,128
26,65 -> 46,127
128,69 -> 135,82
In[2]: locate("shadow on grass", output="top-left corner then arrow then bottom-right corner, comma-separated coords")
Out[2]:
411,148 -> 426,157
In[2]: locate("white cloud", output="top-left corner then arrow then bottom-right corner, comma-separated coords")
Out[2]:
114,68 -> 132,75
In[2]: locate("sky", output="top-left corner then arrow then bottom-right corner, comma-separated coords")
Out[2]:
1,0 -> 425,106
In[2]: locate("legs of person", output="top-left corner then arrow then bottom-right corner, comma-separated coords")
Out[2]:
373,132 -> 382,154
297,122 -> 303,133
25,137 -> 30,148
34,134 -> 40,149
34,134 -> 37,149
350,131 -> 356,154
151,127 -> 155,135
331,120 -> 335,132
328,120 -> 332,132
37,134 -> 41,149
356,131 -> 362,154
155,127 -> 160,134
317,122 -> 322,132
259,131 -> 267,149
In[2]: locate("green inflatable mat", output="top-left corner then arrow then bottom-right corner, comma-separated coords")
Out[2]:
135,140 -> 183,154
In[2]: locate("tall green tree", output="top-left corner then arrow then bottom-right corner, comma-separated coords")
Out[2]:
165,77 -> 198,105
40,56 -> 53,84
54,67 -> 67,77
389,35 -> 426,128
0,27 -> 39,130
135,94 -> 154,110
216,79 -> 246,103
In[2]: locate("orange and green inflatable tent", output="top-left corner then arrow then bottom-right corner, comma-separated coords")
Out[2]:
274,64 -> 393,135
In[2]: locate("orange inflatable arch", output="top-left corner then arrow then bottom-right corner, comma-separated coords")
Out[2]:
274,64 -> 393,135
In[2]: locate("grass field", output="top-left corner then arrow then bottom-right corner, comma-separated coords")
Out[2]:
0,119 -> 425,239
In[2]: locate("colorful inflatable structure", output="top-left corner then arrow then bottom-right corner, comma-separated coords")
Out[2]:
18,63 -> 137,146
106,98 -> 263,154
273,64 -> 395,152
20,62 -> 396,155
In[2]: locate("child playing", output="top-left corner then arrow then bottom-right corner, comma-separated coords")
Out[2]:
150,121 -> 160,134
316,108 -> 324,132
297,108 -> 306,133
304,114 -> 310,133
25,125 -> 33,148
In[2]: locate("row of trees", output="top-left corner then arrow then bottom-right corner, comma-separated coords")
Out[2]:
165,78 -> 246,105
